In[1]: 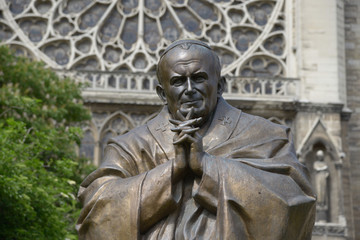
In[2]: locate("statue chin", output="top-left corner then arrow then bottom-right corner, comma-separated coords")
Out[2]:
179,107 -> 205,120
178,102 -> 212,119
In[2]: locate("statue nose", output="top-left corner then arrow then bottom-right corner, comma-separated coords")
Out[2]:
185,78 -> 195,95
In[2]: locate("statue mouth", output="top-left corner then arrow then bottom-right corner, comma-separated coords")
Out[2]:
183,99 -> 200,103
181,98 -> 202,104
181,99 -> 202,107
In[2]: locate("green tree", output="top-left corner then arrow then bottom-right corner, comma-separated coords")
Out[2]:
0,45 -> 95,239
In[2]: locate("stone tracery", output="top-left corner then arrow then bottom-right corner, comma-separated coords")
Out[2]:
1,0 -> 286,76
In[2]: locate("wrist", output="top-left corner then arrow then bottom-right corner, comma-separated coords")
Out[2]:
172,155 -> 187,182
190,151 -> 205,176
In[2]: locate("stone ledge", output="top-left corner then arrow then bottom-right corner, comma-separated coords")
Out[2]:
313,222 -> 347,238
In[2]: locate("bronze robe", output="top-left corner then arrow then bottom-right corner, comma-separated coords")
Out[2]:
77,98 -> 316,240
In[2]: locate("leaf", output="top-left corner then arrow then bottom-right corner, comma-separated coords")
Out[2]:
0,45 -> 94,240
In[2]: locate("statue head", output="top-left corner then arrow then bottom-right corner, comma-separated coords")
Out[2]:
316,150 -> 325,161
156,39 -> 225,124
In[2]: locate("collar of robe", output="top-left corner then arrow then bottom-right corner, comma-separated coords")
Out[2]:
146,97 -> 242,161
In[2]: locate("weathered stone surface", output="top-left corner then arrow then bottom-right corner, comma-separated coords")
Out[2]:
345,0 -> 360,239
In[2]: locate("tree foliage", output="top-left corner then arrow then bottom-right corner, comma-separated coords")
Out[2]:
0,45 -> 95,239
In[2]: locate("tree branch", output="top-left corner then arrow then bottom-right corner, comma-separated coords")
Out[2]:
21,127 -> 33,144
0,106 -> 23,118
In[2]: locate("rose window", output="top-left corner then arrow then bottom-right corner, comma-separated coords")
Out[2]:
0,0 -> 286,76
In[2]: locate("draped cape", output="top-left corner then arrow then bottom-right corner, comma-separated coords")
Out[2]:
77,98 -> 316,240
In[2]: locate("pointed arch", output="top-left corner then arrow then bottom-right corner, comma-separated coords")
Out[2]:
79,120 -> 99,165
297,118 -> 341,161
297,117 -> 345,224
98,110 -> 136,162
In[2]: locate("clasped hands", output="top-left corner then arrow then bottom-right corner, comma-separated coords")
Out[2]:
170,108 -> 205,180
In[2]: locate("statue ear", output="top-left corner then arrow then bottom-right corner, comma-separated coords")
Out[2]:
156,84 -> 167,104
217,76 -> 226,96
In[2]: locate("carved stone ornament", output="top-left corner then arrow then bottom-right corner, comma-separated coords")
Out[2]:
0,0 -> 287,76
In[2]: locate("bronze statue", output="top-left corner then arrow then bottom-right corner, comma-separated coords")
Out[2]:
77,40 -> 316,239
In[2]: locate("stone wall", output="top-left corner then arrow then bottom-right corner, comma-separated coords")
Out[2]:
299,0 -> 345,104
344,0 -> 360,239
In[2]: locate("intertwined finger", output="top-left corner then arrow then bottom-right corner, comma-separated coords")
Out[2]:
170,108 -> 204,144
170,118 -> 201,129
173,133 -> 197,145
171,127 -> 200,139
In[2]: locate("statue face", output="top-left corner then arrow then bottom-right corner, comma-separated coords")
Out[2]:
157,46 -> 221,123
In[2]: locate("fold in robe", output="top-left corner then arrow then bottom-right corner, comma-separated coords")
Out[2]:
77,97 -> 316,240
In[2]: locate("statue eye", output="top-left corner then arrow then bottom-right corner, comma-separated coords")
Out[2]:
193,75 -> 205,83
171,77 -> 186,86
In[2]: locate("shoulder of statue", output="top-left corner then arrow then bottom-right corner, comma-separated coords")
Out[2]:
146,105 -> 173,135
233,110 -> 290,142
106,106 -> 169,147
107,124 -> 151,147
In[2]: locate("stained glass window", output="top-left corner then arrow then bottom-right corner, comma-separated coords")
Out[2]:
0,0 -> 287,76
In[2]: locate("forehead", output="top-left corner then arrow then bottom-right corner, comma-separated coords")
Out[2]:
160,45 -> 215,72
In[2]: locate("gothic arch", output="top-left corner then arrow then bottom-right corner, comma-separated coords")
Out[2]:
79,120 -> 99,165
297,118 -> 345,225
98,110 -> 135,162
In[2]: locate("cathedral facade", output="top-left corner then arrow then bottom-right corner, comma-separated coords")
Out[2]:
0,0 -> 359,239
